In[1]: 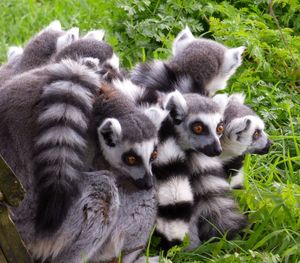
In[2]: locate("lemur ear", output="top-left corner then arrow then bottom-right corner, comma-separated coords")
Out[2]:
172,26 -> 195,56
56,27 -> 79,52
212,94 -> 229,115
97,118 -> 122,147
222,46 -> 246,74
104,53 -> 120,70
163,90 -> 187,125
235,117 -> 251,135
83,30 -> 105,41
7,46 -> 23,62
46,20 -> 62,31
142,107 -> 169,130
228,93 -> 246,104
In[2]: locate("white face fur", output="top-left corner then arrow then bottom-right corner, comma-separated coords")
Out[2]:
172,26 -> 245,96
221,115 -> 271,158
97,118 -> 159,189
163,91 -> 224,157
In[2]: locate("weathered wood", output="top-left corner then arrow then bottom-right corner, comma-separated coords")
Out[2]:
0,154 -> 25,207
0,247 -> 8,263
0,203 -> 33,263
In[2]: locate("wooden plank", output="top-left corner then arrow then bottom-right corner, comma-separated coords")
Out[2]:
0,203 -> 33,263
0,247 -> 8,263
0,154 -> 25,207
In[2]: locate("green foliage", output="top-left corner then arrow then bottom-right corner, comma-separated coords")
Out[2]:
0,0 -> 299,262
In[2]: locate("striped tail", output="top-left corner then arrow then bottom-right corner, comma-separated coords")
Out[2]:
189,153 -> 247,242
153,136 -> 193,250
33,59 -> 100,234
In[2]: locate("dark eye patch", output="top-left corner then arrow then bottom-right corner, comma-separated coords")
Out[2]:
253,129 -> 262,141
122,150 -> 142,166
189,120 -> 209,135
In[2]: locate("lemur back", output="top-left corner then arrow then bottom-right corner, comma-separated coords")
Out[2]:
131,26 -> 245,98
0,20 -> 78,87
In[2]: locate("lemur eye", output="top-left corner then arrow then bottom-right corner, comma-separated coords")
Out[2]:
125,155 -> 139,166
150,150 -> 158,162
253,129 -> 262,140
192,123 -> 203,135
216,123 -> 224,135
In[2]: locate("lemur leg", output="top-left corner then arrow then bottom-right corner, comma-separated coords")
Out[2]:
31,171 -> 119,263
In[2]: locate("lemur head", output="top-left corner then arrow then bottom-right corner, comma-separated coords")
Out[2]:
169,26 -> 245,96
54,36 -> 118,68
214,93 -> 272,157
94,85 -> 164,190
16,20 -> 79,72
162,90 -> 225,157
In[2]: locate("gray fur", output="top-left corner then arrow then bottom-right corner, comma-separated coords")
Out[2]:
54,38 -> 113,64
187,151 -> 247,249
90,84 -> 160,262
0,21 -> 74,88
0,59 -> 121,262
219,93 -> 271,188
169,26 -> 245,96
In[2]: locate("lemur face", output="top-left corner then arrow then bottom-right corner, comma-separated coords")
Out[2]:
214,93 -> 272,157
97,118 -> 158,190
224,115 -> 271,155
163,91 -> 224,156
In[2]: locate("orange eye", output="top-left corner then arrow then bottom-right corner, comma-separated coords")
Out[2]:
253,130 -> 261,140
126,155 -> 138,166
150,150 -> 158,161
216,124 -> 224,135
192,124 -> 203,135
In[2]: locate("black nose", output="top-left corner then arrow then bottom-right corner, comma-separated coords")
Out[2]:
253,139 -> 272,155
200,142 -> 222,157
134,175 -> 153,190
262,139 -> 272,154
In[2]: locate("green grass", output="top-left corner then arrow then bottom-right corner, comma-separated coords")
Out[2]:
1,0 -> 299,262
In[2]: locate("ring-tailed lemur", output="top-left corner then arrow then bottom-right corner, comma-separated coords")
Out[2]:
131,26 -> 245,97
111,67 -> 235,250
0,20 -> 79,87
1,24 -> 166,261
0,57 -> 122,262
187,93 -> 272,247
89,83 -> 167,263
214,93 -> 272,189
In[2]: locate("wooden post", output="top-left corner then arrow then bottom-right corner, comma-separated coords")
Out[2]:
0,155 -> 33,263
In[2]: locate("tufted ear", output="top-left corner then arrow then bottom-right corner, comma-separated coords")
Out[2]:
222,46 -> 246,74
83,30 -> 105,41
142,107 -> 169,130
104,53 -> 120,70
212,94 -> 229,115
163,90 -> 187,125
46,20 -> 62,31
7,46 -> 23,62
56,27 -> 79,52
172,26 -> 195,56
228,93 -> 246,105
97,118 -> 122,147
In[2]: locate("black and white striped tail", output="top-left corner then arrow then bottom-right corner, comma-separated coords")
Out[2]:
33,59 -> 100,234
189,153 -> 247,242
153,127 -> 193,249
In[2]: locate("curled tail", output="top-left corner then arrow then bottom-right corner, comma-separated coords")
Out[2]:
34,59 -> 100,234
